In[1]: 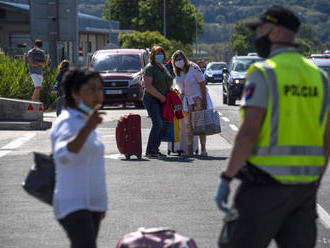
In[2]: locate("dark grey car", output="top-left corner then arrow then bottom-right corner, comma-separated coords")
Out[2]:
223,56 -> 263,105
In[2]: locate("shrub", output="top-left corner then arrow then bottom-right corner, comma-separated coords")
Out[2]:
0,55 -> 57,111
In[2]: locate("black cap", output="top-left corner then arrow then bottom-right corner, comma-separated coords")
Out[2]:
246,5 -> 300,33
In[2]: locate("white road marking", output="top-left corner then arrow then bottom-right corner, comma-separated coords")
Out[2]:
104,153 -> 123,160
102,135 -> 116,138
218,112 -> 223,116
221,117 -> 230,122
229,124 -> 239,131
317,204 -> 330,230
0,133 -> 36,158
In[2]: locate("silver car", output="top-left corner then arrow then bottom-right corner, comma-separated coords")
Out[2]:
309,58 -> 330,76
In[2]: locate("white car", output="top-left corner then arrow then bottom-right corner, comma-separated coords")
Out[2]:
309,57 -> 330,76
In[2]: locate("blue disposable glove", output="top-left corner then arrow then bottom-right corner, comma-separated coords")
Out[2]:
215,179 -> 230,214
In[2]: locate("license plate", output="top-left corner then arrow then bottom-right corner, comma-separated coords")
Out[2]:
105,89 -> 122,95
214,77 -> 221,80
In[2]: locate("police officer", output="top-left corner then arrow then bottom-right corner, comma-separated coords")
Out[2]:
215,5 -> 330,248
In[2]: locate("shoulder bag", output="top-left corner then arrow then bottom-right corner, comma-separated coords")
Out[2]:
191,109 -> 221,136
22,152 -> 55,205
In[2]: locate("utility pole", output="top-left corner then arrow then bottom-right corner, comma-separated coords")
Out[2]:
195,10 -> 198,59
109,0 -> 112,45
163,0 -> 166,37
48,0 -> 59,68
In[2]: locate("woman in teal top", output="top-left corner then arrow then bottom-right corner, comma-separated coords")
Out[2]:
143,45 -> 173,158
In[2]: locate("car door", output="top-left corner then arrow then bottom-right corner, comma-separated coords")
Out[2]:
223,59 -> 233,94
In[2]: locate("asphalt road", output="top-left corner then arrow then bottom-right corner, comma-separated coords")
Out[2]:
0,83 -> 329,247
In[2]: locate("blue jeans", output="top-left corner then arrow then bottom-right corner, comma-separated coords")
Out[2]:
143,93 -> 163,154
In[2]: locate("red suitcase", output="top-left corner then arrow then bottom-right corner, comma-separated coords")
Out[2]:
116,114 -> 142,159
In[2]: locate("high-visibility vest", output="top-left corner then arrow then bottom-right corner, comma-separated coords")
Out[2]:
241,51 -> 329,184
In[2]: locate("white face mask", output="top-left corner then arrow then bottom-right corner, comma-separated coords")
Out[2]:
175,60 -> 185,68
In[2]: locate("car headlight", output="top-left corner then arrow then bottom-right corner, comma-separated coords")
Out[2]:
233,79 -> 240,84
206,73 -> 213,77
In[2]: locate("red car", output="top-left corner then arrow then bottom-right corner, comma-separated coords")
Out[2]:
90,49 -> 149,108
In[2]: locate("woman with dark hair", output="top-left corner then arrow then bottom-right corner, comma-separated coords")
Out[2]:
172,50 -> 212,156
143,45 -> 173,158
53,59 -> 70,116
50,67 -> 107,248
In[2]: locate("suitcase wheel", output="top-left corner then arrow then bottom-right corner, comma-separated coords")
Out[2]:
168,150 -> 171,155
125,155 -> 130,160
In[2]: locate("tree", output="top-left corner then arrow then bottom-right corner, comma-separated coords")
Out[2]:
104,0 -> 203,45
312,0 -> 330,15
298,24 -> 322,47
322,42 -> 330,52
229,21 -> 254,55
297,24 -> 323,53
295,38 -> 314,56
120,31 -> 172,53
119,31 -> 192,59
230,34 -> 249,55
103,0 -> 139,30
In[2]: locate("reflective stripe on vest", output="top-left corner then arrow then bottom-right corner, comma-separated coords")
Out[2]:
258,165 -> 323,176
252,146 -> 324,156
244,56 -> 328,184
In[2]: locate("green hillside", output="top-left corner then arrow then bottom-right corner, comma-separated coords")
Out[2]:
10,0 -> 329,44
77,0 -> 329,44
190,0 -> 330,43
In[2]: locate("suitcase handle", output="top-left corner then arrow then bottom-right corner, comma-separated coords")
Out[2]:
138,227 -> 175,234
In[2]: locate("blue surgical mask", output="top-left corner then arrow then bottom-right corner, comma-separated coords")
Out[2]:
175,60 -> 185,68
155,54 -> 164,63
78,100 -> 93,114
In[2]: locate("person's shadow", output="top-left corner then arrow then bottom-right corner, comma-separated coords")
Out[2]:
158,155 -> 227,162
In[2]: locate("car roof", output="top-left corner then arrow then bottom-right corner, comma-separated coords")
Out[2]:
93,49 -> 146,56
232,56 -> 262,60
309,58 -> 330,66
208,61 -> 227,64
310,54 -> 330,59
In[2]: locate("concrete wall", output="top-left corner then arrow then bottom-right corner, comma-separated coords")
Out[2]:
0,97 -> 43,121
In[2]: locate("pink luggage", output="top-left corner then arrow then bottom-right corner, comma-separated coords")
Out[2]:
115,227 -> 198,248
116,114 -> 142,159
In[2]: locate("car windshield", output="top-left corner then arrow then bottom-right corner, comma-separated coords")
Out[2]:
91,54 -> 141,73
208,63 -> 226,70
232,58 -> 262,72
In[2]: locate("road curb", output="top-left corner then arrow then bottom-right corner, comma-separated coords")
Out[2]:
0,120 -> 52,130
